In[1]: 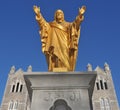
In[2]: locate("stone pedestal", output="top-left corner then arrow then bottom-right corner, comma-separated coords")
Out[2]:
24,72 -> 96,110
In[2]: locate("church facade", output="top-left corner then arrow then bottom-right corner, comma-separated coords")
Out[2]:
92,63 -> 119,110
0,63 -> 119,110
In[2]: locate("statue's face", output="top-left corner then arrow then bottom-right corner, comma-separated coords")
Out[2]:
55,10 -> 64,23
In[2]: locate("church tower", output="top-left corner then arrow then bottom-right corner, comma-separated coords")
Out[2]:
91,63 -> 119,110
0,66 -> 31,110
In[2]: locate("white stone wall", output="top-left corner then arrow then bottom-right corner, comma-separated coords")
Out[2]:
92,64 -> 119,110
0,68 -> 31,110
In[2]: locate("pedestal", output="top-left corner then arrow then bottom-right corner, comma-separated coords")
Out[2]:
24,71 -> 96,110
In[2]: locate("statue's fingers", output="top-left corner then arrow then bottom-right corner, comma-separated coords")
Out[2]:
82,6 -> 86,11
33,5 -> 37,9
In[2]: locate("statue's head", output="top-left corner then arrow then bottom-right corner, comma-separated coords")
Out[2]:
54,9 -> 64,23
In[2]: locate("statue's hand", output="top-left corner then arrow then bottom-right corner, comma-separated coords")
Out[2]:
33,5 -> 40,15
79,6 -> 86,15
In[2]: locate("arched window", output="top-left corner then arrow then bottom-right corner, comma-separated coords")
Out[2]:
104,98 -> 110,110
96,82 -> 100,90
104,81 -> 108,90
11,80 -> 23,93
14,101 -> 18,110
16,82 -> 19,92
96,77 -> 100,90
20,84 -> 23,92
100,98 -> 111,110
12,85 -> 15,92
100,80 -> 104,90
8,100 -> 19,110
100,98 -> 105,110
10,83 -> 15,93
8,100 -> 14,110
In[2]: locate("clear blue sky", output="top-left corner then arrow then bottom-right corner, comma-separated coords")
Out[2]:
0,0 -> 120,106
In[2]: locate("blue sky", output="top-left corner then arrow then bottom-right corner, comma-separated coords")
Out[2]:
0,0 -> 120,106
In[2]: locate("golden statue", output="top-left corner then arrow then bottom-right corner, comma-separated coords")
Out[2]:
33,5 -> 86,72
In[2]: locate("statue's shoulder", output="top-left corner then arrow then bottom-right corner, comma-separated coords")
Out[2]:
49,21 -> 56,25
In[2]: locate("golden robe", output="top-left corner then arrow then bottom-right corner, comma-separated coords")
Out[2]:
36,14 -> 83,71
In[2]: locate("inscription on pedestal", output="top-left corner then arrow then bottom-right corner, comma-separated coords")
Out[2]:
42,90 -> 81,102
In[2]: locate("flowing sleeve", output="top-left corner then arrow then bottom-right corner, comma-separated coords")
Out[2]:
68,15 -> 84,71
35,13 -> 50,52
73,15 -> 84,30
70,14 -> 84,50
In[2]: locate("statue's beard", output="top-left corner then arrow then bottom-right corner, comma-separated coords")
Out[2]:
56,17 -> 64,23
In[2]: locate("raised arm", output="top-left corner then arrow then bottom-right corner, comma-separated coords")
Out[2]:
73,6 -> 86,30
33,5 -> 48,28
33,6 -> 50,53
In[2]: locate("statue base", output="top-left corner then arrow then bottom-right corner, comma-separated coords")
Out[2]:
24,71 -> 96,110
53,67 -> 68,72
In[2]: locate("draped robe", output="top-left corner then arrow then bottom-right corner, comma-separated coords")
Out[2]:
36,13 -> 83,71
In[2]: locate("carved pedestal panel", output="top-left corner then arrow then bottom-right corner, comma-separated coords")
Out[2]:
24,72 -> 96,110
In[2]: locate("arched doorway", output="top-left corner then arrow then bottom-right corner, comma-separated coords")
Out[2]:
50,99 -> 71,110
